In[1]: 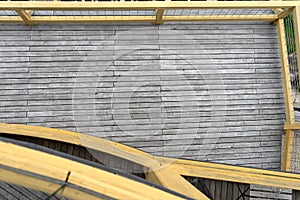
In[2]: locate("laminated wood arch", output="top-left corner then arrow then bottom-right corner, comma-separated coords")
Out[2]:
0,137 -> 190,200
2,123 -> 300,199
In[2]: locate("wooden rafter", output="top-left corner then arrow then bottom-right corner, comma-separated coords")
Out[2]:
0,1 -> 298,10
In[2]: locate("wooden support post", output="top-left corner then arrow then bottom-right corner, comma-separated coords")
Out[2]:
277,18 -> 295,171
293,6 -> 300,84
284,129 -> 295,171
154,8 -> 164,25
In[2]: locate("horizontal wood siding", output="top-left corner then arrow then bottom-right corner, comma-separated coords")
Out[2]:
0,22 -> 284,170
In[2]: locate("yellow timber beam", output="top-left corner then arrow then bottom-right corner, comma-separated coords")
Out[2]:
0,16 -> 22,23
277,18 -> 295,172
0,123 -> 161,169
0,167 -> 104,200
293,6 -> 300,89
163,15 -> 278,22
156,156 -> 300,190
3,123 -> 300,193
28,16 -> 155,23
0,1 -> 298,10
170,163 -> 300,191
0,140 -> 187,200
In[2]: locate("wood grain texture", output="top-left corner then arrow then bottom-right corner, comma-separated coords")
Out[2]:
0,22 -> 284,170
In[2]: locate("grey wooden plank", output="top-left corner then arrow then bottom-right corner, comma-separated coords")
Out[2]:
0,22 -> 285,200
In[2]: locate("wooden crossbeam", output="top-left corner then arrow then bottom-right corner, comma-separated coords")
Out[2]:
0,15 -> 279,23
284,123 -> 300,130
0,1 -> 297,10
170,163 -> 300,191
0,1 -> 298,24
27,16 -> 155,23
163,14 -> 278,22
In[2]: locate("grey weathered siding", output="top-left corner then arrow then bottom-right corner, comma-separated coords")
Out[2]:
0,22 -> 284,169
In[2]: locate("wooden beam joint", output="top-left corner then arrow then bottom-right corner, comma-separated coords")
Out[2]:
15,9 -> 36,25
277,7 -> 294,19
284,123 -> 300,130
154,8 -> 164,25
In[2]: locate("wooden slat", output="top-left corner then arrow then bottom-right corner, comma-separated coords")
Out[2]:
292,190 -> 300,200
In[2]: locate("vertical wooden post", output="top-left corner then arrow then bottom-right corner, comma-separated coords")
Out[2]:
293,6 -> 300,83
154,8 -> 164,25
277,18 -> 295,171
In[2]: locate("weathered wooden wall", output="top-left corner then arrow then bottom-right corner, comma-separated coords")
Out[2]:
0,22 -> 284,170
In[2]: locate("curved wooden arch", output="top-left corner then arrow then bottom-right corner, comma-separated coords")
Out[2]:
0,138 -> 188,200
3,123 -> 300,200
0,123 -> 161,169
0,165 -> 111,200
0,123 -> 209,199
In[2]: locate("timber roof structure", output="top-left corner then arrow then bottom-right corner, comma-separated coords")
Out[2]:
0,1 -> 298,25
1,0 -> 300,199
1,123 -> 300,199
